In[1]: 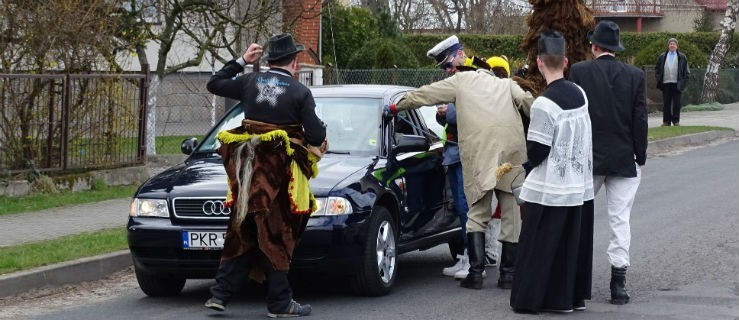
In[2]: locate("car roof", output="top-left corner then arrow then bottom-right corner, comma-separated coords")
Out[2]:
310,84 -> 415,99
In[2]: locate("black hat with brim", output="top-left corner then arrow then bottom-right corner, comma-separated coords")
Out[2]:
263,33 -> 305,62
588,20 -> 625,52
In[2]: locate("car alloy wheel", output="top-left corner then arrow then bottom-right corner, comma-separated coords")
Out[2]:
352,206 -> 397,296
375,219 -> 396,284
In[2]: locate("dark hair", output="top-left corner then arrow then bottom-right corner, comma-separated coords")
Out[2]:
593,44 -> 614,54
270,53 -> 297,67
491,66 -> 509,78
538,54 -> 565,70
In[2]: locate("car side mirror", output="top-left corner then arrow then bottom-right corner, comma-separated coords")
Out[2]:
390,134 -> 429,158
181,137 -> 199,155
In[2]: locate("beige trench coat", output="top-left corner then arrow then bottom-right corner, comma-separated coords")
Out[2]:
396,69 -> 533,205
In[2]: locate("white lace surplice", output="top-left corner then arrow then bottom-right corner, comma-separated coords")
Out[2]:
520,93 -> 594,207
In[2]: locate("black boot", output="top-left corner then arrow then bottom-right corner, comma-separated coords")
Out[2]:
460,232 -> 485,290
497,241 -> 517,289
610,266 -> 630,305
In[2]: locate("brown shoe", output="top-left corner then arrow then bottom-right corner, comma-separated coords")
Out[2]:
661,122 -> 671,127
673,122 -> 680,126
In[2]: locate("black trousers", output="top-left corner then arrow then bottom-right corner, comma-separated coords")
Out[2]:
662,83 -> 682,125
210,216 -> 293,313
510,200 -> 594,312
210,249 -> 293,313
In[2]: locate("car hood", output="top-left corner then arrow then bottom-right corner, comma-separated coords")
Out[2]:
136,155 -> 372,198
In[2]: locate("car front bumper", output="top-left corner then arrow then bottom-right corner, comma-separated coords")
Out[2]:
127,213 -> 370,278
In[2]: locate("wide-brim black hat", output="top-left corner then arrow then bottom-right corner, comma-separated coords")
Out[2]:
588,20 -> 625,52
263,33 -> 305,62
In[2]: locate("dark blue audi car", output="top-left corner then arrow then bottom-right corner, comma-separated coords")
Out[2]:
127,85 -> 462,297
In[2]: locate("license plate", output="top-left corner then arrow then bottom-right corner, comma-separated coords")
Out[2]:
182,231 -> 226,250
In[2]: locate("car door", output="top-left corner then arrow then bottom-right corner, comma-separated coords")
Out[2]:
386,107 -> 452,241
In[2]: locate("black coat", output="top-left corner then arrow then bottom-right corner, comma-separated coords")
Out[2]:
206,61 -> 326,146
569,55 -> 648,178
655,50 -> 690,92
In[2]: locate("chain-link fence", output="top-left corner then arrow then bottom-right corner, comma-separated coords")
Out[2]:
643,67 -> 739,111
324,68 -> 448,87
155,72 -> 223,138
154,70 -> 318,139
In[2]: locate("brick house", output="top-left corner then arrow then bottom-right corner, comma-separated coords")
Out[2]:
589,0 -> 729,32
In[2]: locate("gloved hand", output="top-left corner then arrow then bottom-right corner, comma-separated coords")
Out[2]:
383,104 -> 398,118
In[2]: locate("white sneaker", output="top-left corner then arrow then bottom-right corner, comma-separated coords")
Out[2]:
442,253 -> 468,277
453,266 -> 486,280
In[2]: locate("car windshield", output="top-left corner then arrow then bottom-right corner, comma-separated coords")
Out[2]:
315,97 -> 381,155
195,97 -> 382,156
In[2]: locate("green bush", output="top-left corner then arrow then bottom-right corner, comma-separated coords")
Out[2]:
634,39 -> 707,68
398,32 -> 739,68
347,38 -> 420,69
91,178 -> 108,191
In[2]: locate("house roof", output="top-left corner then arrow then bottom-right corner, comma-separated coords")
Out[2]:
695,0 -> 727,10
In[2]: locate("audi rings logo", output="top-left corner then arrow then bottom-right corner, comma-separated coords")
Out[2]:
202,200 -> 231,216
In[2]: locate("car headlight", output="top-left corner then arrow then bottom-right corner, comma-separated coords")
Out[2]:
130,198 -> 170,218
311,197 -> 353,216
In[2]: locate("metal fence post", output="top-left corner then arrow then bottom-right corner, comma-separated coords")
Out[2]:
61,74 -> 70,170
138,64 -> 150,163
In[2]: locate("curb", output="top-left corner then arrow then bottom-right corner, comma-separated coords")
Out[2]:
0,250 -> 131,298
647,130 -> 736,156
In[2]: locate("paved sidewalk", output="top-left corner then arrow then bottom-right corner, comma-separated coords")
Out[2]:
0,199 -> 130,248
0,103 -> 737,297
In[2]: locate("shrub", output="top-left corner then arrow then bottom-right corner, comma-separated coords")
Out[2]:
633,39 -> 707,68
31,175 -> 59,195
91,178 -> 108,191
346,38 -> 420,69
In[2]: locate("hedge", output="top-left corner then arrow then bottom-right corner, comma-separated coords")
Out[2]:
401,32 -> 739,69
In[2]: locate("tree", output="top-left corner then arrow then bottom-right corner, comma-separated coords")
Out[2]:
700,0 -> 739,103
0,0 -> 125,170
520,0 -> 595,95
322,2 -> 381,68
387,0 -> 529,35
119,0 -> 286,155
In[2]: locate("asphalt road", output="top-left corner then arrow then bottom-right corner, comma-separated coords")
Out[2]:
2,139 -> 738,320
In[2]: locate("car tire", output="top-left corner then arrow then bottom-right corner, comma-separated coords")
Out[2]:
447,234 -> 465,259
134,267 -> 186,297
351,206 -> 397,296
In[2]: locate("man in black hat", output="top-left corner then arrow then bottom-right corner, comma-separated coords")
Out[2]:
569,20 -> 648,306
204,33 -> 326,318
510,29 -> 594,313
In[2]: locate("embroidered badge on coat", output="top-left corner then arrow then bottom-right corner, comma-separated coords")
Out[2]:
256,76 -> 287,107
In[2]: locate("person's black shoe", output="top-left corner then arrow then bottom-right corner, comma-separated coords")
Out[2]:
267,300 -> 312,318
610,266 -> 631,305
204,297 -> 226,312
573,300 -> 586,311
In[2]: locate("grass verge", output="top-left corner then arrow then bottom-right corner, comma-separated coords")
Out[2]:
157,135 -> 202,154
648,125 -> 733,141
0,228 -> 127,275
0,185 -> 138,217
682,102 -> 724,112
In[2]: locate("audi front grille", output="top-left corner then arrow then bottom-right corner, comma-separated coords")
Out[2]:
172,197 -> 230,220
